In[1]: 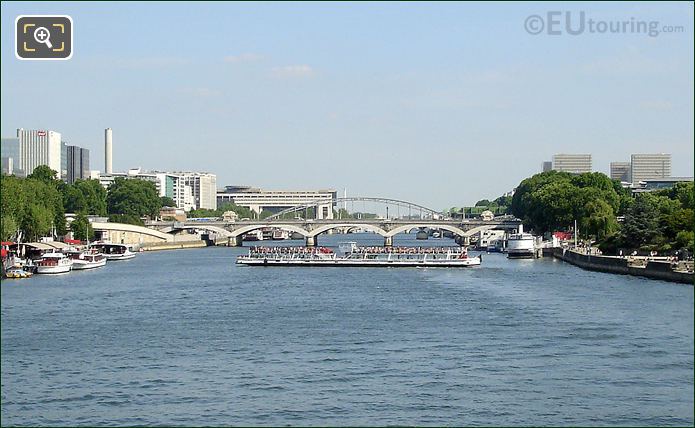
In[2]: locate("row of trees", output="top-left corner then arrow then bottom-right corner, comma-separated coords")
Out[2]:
604,182 -> 693,253
187,202 -> 257,220
446,196 -> 513,218
509,170 -> 693,253
1,166 -> 167,242
186,204 -> 379,221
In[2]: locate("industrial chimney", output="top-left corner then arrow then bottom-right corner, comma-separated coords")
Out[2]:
105,128 -> 113,174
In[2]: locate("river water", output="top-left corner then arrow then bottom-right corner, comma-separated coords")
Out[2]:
1,233 -> 693,426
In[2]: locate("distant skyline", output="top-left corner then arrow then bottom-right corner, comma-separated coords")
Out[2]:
1,1 -> 693,209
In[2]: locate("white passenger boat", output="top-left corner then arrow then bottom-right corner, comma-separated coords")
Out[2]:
35,252 -> 73,274
237,243 -> 482,267
89,243 -> 136,261
506,233 -> 536,258
67,249 -> 107,270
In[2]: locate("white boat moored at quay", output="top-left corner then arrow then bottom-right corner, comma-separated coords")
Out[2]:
237,243 -> 482,267
89,243 -> 136,261
506,232 -> 536,258
35,252 -> 73,274
67,249 -> 108,270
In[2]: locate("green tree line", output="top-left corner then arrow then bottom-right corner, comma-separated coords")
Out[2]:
510,170 -> 693,254
1,165 -> 167,241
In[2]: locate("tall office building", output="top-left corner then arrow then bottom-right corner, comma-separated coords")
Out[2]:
155,173 -> 195,211
16,128 -> 63,178
66,145 -> 90,184
552,154 -> 592,174
541,161 -> 552,172
630,154 -> 671,184
610,162 -> 631,182
181,172 -> 217,210
1,137 -> 24,176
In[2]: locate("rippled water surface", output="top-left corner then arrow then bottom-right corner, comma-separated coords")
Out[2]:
2,234 -> 693,426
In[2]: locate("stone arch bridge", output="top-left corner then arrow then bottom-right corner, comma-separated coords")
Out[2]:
147,218 -> 522,247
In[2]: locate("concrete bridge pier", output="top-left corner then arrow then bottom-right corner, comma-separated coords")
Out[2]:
305,235 -> 316,247
384,236 -> 393,247
229,235 -> 244,247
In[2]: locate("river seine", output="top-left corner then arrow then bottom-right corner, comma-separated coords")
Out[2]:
1,233 -> 693,426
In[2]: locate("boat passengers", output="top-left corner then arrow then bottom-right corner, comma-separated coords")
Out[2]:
248,246 -> 466,256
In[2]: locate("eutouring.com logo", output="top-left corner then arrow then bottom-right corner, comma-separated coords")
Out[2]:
524,11 -> 685,37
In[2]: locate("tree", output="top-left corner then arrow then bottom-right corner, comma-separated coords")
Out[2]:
63,184 -> 87,213
475,199 -> 491,207
621,193 -> 662,249
1,175 -> 26,240
74,179 -> 107,216
511,171 -> 622,235
106,178 -> 160,219
493,195 -> 512,208
70,212 -> 94,241
27,165 -> 59,183
160,196 -> 177,208
23,203 -> 54,241
582,199 -> 617,241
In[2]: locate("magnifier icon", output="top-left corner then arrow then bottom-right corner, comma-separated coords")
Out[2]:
33,26 -> 53,49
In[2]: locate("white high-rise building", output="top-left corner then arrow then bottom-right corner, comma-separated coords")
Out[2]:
630,154 -> 671,184
155,173 -> 195,212
16,128 -> 62,178
552,154 -> 592,174
180,172 -> 217,210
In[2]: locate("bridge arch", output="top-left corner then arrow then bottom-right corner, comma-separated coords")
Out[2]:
92,222 -> 175,242
308,223 -> 388,238
164,224 -> 233,238
229,224 -> 310,238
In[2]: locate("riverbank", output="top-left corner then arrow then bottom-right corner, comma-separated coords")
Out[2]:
549,247 -> 693,284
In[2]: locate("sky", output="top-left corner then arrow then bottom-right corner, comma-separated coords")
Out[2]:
1,1 -> 693,210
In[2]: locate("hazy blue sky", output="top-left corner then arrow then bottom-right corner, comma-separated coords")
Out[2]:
1,1 -> 693,209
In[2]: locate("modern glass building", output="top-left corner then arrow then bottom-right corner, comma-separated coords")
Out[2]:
1,137 -> 23,176
66,145 -> 90,184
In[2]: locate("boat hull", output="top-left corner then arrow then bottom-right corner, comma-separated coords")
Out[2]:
72,258 -> 107,270
36,265 -> 72,274
104,253 -> 135,261
507,252 -> 535,259
236,257 -> 481,268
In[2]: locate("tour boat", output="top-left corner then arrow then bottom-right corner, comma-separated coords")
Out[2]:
67,249 -> 107,270
89,243 -> 136,261
35,252 -> 73,274
236,243 -> 482,267
506,233 -> 536,259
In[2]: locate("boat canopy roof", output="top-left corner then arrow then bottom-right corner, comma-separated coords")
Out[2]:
12,242 -> 72,250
